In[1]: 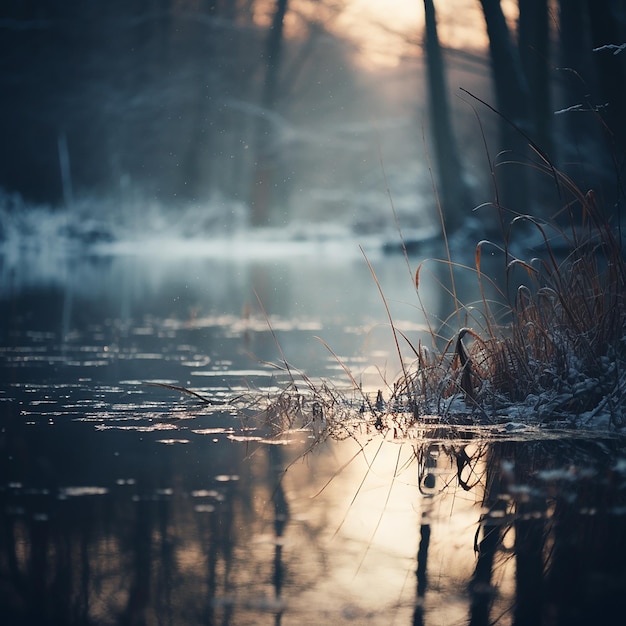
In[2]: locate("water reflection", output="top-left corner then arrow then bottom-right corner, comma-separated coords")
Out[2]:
3,401 -> 626,623
409,434 -> 626,626
1,401 -> 297,625
2,249 -> 626,624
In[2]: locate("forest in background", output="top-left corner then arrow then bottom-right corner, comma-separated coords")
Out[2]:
0,0 -> 625,236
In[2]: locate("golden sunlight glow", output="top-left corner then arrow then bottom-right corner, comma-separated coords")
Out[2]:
254,0 -> 519,69
330,0 -> 520,68
283,437 -> 510,623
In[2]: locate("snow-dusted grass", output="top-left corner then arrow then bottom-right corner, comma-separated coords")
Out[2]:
449,183 -> 626,429
258,167 -> 626,437
465,197 -> 625,428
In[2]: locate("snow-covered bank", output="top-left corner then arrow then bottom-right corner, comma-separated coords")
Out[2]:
0,184 -> 443,258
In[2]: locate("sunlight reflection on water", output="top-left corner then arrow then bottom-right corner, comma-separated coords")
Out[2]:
1,244 -> 626,625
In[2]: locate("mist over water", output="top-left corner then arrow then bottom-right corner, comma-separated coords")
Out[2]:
2,3 -> 626,624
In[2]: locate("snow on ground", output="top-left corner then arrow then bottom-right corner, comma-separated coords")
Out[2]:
0,186 -> 440,257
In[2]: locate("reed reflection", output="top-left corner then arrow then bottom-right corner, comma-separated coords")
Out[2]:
411,434 -> 626,626
412,444 -> 438,626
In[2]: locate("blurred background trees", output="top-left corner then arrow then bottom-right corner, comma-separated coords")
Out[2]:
0,0 -> 624,233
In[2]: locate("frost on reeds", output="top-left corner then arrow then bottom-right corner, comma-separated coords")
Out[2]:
468,188 -> 626,428
457,184 -> 623,428
259,167 -> 626,439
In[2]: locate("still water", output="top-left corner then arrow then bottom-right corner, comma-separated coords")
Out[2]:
1,238 -> 626,625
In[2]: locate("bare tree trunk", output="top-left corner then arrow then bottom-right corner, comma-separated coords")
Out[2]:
585,0 -> 626,219
518,0 -> 551,154
518,0 -> 556,214
556,0 -> 620,201
585,0 -> 626,152
251,0 -> 289,226
480,0 -> 529,127
479,0 -> 531,215
556,0 -> 594,163
423,0 -> 471,234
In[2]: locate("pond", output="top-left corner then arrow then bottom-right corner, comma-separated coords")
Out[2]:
1,236 -> 626,626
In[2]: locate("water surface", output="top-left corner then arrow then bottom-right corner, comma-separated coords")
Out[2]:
1,240 -> 625,625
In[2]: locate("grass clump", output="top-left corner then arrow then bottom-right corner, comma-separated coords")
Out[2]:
398,174 -> 625,429
473,193 -> 625,424
257,162 -> 626,437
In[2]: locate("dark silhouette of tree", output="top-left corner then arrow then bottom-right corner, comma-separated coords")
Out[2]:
478,0 -> 531,216
556,0 -> 626,209
2,0 -> 624,231
585,0 -> 626,150
518,0 -> 551,156
0,1 -> 262,208
251,0 -> 289,226
423,0 -> 472,234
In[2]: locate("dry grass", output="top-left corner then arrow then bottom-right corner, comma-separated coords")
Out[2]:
395,177 -> 626,428
255,160 -> 626,436
461,185 -> 625,425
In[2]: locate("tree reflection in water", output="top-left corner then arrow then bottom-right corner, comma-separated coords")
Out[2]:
412,433 -> 626,626
2,395 -> 626,625
0,402 -> 299,626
